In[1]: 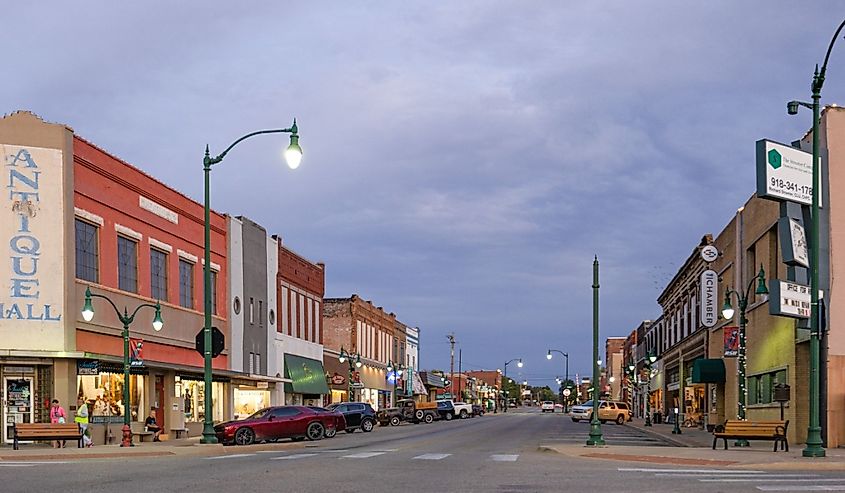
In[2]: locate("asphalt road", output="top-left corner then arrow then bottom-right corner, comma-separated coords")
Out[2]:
3,409 -> 844,492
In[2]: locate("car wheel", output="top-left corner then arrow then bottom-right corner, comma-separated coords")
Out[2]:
459,410 -> 468,419
571,418 -> 579,422
616,414 -> 625,425
306,422 -> 325,441
324,426 -> 337,438
362,419 -> 375,432
234,427 -> 255,446
389,416 -> 401,426
423,413 -> 434,424
415,410 -> 425,420
345,429 -> 356,434
444,412 -> 453,421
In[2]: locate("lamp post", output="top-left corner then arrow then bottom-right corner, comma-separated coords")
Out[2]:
388,361 -> 403,407
626,363 -> 636,418
644,352 -> 657,427
81,287 -> 163,447
547,349 -> 569,411
339,347 -> 362,402
200,121 -> 302,444
785,19 -> 845,458
503,358 -> 523,412
587,256 -> 605,446
722,265 -> 769,446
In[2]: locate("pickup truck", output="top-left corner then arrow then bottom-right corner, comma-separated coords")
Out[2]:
437,400 -> 474,420
377,399 -> 438,425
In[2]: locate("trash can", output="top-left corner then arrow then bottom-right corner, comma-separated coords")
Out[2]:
653,412 -> 662,424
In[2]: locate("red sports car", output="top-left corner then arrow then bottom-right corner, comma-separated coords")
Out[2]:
214,405 -> 346,445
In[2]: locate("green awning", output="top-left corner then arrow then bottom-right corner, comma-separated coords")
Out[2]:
284,354 -> 330,395
691,358 -> 726,384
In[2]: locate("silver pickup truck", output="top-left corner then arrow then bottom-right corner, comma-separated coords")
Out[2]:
439,400 -> 474,419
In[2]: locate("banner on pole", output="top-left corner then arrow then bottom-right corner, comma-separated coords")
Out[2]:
724,327 -> 739,357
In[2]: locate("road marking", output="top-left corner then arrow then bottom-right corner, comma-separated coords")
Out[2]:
413,453 -> 451,460
341,452 -> 385,459
0,461 -> 70,465
489,454 -> 519,462
320,449 -> 350,453
758,486 -> 845,491
657,474 -> 819,478
702,479 -> 845,483
271,453 -> 318,460
0,464 -> 37,467
619,468 -> 765,473
205,453 -> 256,460
369,449 -> 399,452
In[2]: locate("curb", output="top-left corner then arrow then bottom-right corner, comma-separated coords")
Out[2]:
627,424 -> 690,448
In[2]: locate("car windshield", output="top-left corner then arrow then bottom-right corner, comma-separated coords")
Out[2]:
543,401 -> 554,405
579,401 -> 593,407
326,403 -> 340,411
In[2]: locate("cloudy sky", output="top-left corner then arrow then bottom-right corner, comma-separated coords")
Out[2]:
5,2 -> 843,387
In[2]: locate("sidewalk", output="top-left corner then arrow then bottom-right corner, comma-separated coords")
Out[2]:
540,418 -> 845,471
0,436 -> 305,461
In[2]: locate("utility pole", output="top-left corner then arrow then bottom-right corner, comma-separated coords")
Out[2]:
447,333 -> 456,398
458,349 -> 462,401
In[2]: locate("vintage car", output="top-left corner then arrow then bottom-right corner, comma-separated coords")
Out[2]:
377,399 -> 438,426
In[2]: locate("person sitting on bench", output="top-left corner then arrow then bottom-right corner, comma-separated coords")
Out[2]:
145,410 -> 162,442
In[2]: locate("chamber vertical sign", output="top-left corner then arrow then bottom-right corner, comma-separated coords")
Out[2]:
700,270 -> 718,328
1,145 -> 65,351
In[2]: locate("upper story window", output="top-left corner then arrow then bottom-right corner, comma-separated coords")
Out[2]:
150,248 -> 168,301
210,270 -> 218,315
75,219 -> 99,282
179,259 -> 194,309
117,236 -> 138,293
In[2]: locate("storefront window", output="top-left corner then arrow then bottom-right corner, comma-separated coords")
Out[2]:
233,388 -> 269,420
175,379 -> 223,423
77,373 -> 145,421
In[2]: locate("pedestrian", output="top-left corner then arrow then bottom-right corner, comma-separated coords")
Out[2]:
145,410 -> 162,442
50,399 -> 67,448
75,398 -> 93,447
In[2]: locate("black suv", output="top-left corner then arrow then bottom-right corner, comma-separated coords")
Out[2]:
436,400 -> 455,421
326,402 -> 377,433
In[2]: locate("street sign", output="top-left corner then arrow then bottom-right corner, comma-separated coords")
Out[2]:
350,382 -> 364,389
700,270 -> 718,328
769,280 -> 811,319
700,245 -> 718,263
756,139 -> 820,207
562,388 -> 571,397
194,327 -> 225,358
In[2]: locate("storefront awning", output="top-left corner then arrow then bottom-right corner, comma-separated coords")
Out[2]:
284,354 -> 330,395
691,358 -> 726,384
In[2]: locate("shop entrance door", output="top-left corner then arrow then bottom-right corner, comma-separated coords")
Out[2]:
154,375 -> 165,430
3,377 -> 34,444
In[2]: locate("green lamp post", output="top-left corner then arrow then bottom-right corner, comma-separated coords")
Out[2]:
200,121 -> 302,444
644,352 -> 657,427
81,286 -> 163,447
785,19 -> 845,458
722,265 -> 769,446
339,347 -> 362,402
626,363 -> 636,418
587,256 -> 605,446
502,358 -> 523,413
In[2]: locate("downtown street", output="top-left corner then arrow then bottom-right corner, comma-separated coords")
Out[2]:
3,409 -> 845,493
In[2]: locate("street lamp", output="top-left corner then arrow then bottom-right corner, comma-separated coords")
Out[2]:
81,287 -> 163,447
339,347 -> 362,402
587,256 -> 605,446
644,352 -> 657,427
547,349 -> 570,411
785,19 -> 845,458
625,363 -> 636,419
388,360 -> 404,407
722,264 -> 769,445
200,120 -> 301,444
502,358 -> 523,413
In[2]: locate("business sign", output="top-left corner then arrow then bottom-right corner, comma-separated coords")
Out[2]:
77,360 -> 100,376
700,270 -> 718,328
769,280 -> 811,319
724,326 -> 739,357
756,139 -> 820,207
130,338 -> 144,367
700,245 -> 718,263
562,388 -> 571,397
778,217 -> 809,267
0,145 -> 65,351
330,373 -> 346,386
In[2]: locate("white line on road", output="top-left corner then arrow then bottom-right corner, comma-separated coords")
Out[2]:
701,479 -> 845,483
657,474 -> 819,478
270,453 -> 318,460
204,453 -> 256,460
413,453 -> 452,460
758,486 -> 845,491
0,461 -> 70,465
0,464 -> 37,467
341,452 -> 386,459
619,468 -> 765,474
489,455 -> 519,462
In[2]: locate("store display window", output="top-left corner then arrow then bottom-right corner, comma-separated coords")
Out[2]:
233,388 -> 269,420
175,378 -> 223,422
77,373 -> 145,421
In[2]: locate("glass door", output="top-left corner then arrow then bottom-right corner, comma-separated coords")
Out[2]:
3,377 -> 34,444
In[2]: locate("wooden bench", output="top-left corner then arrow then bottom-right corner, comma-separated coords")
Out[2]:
13,423 -> 83,450
130,422 -> 154,442
169,428 -> 188,439
712,420 -> 789,452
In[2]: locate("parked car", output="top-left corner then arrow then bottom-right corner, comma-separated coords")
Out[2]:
441,400 -> 474,419
569,400 -> 630,425
307,406 -> 347,438
471,404 -> 485,417
377,399 -> 438,425
436,400 -> 456,420
326,402 -> 377,433
541,401 -> 555,412
214,405 -> 345,445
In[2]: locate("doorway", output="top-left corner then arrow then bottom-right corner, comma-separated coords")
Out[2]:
3,377 -> 34,444
154,375 -> 165,430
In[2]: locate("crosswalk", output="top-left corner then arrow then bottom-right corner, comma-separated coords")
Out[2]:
204,449 -> 519,464
619,467 -> 845,491
542,426 -> 669,447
